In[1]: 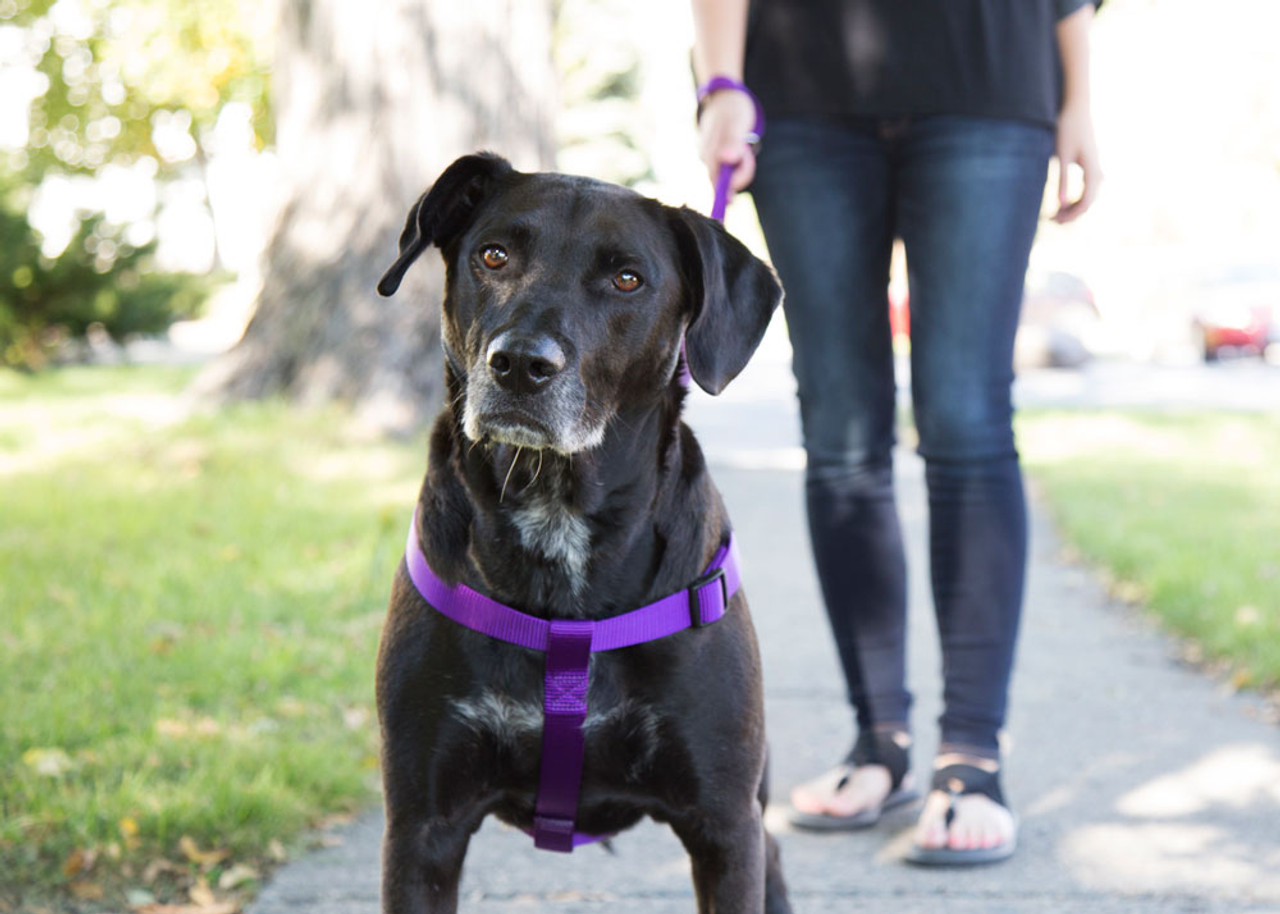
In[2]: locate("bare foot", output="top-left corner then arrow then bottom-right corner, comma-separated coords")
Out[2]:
913,753 -> 1016,851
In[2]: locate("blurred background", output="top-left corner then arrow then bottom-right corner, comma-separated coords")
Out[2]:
3,0 -> 1278,387
1,0 -> 1277,910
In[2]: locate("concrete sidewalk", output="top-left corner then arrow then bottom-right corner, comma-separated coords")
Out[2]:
249,328 -> 1280,913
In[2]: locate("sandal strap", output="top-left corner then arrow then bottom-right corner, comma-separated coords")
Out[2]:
929,763 -> 1006,808
848,730 -> 911,790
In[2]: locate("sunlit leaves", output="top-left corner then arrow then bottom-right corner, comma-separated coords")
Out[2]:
3,0 -> 272,180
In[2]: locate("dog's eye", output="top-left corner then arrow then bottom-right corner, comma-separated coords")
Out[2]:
480,245 -> 509,270
613,270 -> 642,293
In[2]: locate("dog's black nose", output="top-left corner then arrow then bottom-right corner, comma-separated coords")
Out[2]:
486,331 -> 566,393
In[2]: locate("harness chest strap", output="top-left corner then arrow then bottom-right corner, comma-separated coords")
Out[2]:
403,510 -> 741,852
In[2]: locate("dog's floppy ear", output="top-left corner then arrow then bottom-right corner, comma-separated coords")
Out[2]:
670,207 -> 782,395
377,152 -> 514,297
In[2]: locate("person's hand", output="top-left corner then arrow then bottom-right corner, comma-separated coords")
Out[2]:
697,88 -> 758,193
1053,98 -> 1102,223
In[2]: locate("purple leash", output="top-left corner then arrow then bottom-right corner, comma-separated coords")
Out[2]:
681,75 -> 765,385
699,74 -> 764,224
403,512 -> 741,851
711,162 -> 735,223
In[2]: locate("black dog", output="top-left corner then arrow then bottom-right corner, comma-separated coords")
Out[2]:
375,152 -> 790,913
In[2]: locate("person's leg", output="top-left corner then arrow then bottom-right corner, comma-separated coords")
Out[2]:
750,118 -> 912,821
896,114 -> 1053,856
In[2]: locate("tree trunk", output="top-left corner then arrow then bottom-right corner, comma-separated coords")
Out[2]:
197,0 -> 556,432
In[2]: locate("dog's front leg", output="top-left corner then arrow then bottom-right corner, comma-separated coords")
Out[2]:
381,818 -> 471,914
758,755 -> 793,914
672,808 -> 768,914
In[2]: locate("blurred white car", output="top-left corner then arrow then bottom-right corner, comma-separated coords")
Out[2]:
1015,269 -> 1102,369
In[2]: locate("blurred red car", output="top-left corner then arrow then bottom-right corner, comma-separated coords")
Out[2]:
1191,265 -> 1278,361
889,285 -> 910,344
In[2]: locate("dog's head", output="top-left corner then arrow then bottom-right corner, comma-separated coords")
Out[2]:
378,153 -> 781,454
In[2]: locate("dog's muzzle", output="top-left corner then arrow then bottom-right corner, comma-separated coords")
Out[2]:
462,331 -> 601,453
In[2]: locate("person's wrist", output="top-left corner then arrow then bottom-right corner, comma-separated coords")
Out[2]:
1060,83 -> 1091,106
695,75 -> 765,141
1058,96 -> 1092,125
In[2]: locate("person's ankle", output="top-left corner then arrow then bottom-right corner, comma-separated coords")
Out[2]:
872,725 -> 912,751
934,745 -> 999,773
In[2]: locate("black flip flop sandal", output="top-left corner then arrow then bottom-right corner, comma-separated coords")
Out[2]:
789,730 -> 919,831
904,763 -> 1018,866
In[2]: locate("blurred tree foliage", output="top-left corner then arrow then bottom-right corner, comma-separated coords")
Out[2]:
3,0 -> 271,179
0,173 -> 205,368
553,0 -> 650,186
0,0 -> 271,367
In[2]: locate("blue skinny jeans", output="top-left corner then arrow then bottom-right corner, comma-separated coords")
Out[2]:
750,115 -> 1053,758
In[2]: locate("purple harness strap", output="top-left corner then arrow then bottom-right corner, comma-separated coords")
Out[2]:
403,512 -> 741,852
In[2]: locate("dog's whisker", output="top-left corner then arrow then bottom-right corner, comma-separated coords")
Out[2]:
527,449 -> 545,489
500,445 -> 523,503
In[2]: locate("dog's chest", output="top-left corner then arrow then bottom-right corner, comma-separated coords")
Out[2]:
450,688 -> 661,781
509,491 -> 591,593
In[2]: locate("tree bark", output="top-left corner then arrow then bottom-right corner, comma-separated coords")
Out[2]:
197,0 -> 556,432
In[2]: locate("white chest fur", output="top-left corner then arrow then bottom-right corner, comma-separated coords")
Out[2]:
510,491 -> 591,594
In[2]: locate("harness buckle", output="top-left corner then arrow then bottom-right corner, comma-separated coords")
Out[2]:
533,814 -> 577,853
686,565 -> 727,628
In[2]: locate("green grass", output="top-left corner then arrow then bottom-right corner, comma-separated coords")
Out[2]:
1018,410 -> 1280,690
0,364 -> 197,401
0,366 -> 423,908
4,368 -> 1276,906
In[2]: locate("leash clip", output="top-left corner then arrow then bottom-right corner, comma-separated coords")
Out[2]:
687,565 -> 728,628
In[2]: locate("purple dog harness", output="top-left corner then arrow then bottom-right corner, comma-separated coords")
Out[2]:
404,513 -> 742,852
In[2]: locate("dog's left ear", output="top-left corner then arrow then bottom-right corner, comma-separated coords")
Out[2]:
377,152 -> 514,297
670,207 -> 782,395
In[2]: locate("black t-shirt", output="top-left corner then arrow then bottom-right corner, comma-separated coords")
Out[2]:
744,0 -> 1097,128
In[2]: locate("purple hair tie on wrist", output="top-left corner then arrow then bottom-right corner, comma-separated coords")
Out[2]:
696,75 -> 765,144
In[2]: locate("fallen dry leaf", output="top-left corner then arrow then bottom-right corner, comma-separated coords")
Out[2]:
342,705 -> 370,730
217,863 -> 260,891
178,835 -> 229,867
22,747 -> 77,777
316,811 -> 355,830
1235,605 -> 1261,626
142,857 -> 184,884
274,697 -> 308,718
120,815 -> 141,849
67,881 -> 104,901
156,719 -> 190,738
188,877 -> 216,907
63,847 -> 96,877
